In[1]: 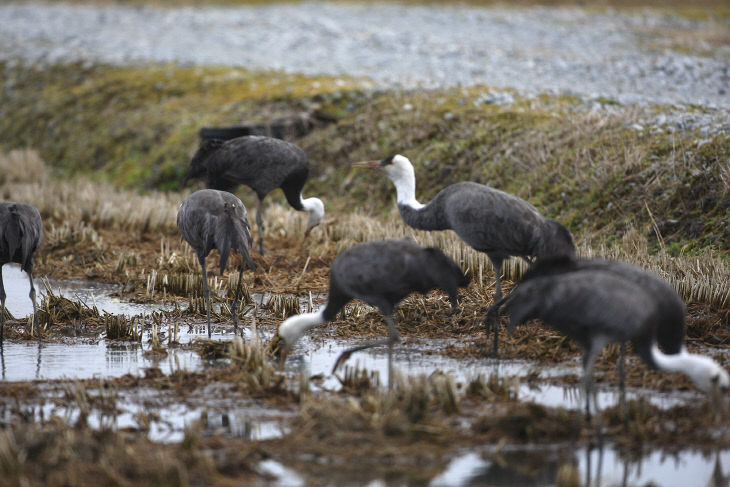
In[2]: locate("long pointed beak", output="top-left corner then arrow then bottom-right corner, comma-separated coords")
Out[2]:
279,346 -> 289,371
351,160 -> 381,169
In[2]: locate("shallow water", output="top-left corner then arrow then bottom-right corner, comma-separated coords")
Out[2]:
425,446 -> 730,487
2,263 -> 168,318
2,268 -> 727,485
256,444 -> 730,486
287,334 -> 701,411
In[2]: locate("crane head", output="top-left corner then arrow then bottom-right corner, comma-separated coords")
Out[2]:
352,155 -> 416,192
302,197 -> 325,238
183,139 -> 226,186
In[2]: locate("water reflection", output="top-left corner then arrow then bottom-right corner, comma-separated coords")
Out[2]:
0,338 -> 203,381
252,444 -> 730,486
2,263 -> 170,318
420,445 -> 730,487
286,335 -> 701,411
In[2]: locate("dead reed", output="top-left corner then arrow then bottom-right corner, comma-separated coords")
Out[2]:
0,150 -> 180,234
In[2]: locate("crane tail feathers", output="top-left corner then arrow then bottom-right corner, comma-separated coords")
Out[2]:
214,213 -> 254,275
3,210 -> 26,266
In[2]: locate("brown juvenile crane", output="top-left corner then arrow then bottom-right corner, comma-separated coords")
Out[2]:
353,154 -> 575,304
183,135 -> 325,255
177,189 -> 256,338
0,202 -> 42,343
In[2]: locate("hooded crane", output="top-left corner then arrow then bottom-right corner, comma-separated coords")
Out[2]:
183,135 -> 325,255
489,257 -> 687,359
277,238 -> 469,381
353,155 -> 575,303
177,189 -> 257,338
487,256 -> 730,416
0,202 -> 42,343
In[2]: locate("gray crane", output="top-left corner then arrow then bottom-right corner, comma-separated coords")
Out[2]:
486,256 -> 730,416
0,202 -> 42,343
489,257 -> 687,358
277,238 -> 469,381
177,189 -> 257,338
183,135 -> 325,255
353,154 -> 575,304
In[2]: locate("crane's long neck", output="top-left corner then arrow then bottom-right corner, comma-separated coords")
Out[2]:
650,344 -> 729,394
389,165 -> 449,231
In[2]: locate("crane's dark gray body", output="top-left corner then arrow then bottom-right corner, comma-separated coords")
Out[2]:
398,182 -> 574,263
0,202 -> 42,342
371,155 -> 575,303
489,256 -> 686,413
290,238 -> 469,374
184,135 -> 312,254
542,258 -> 685,355
322,238 -> 468,322
177,189 -> 256,338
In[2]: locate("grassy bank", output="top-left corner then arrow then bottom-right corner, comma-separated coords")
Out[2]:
2,61 -> 729,258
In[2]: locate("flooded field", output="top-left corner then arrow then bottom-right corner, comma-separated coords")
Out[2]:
1,263 -> 728,486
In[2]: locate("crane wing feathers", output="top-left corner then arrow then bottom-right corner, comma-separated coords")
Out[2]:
504,270 -> 658,343
329,239 -> 436,310
439,183 -> 543,255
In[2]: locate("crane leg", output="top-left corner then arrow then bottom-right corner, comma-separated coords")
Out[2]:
489,258 -> 504,358
492,258 -> 503,303
618,342 -> 628,428
27,267 -> 39,343
332,315 -> 401,376
230,264 -> 245,336
256,199 -> 265,256
581,347 -> 605,440
0,267 -> 5,344
199,255 -> 212,339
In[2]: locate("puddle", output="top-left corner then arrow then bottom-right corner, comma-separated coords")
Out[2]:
0,339 -> 202,381
425,445 -> 730,487
1,267 -> 725,483
257,445 -> 730,486
2,263 -> 170,318
285,335 -> 703,411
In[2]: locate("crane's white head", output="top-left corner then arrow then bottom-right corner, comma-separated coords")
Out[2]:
652,345 -> 730,397
276,309 -> 326,367
352,154 -> 421,208
302,197 -> 325,237
682,352 -> 730,396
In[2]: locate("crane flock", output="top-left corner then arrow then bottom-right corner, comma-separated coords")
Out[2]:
1,133 -> 728,420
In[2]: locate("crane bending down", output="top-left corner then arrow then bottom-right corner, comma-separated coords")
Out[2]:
489,257 -> 688,360
353,155 -> 575,304
177,189 -> 257,338
486,256 -> 730,415
183,135 -> 325,255
0,202 -> 42,343
277,238 -> 469,381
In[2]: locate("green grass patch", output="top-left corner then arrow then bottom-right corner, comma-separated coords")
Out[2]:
2,61 -> 729,257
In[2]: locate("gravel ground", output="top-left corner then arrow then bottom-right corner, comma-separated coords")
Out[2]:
1,2 -> 729,111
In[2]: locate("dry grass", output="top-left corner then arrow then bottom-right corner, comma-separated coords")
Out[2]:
0,150 -> 180,235
268,202 -> 730,309
3,148 -> 727,321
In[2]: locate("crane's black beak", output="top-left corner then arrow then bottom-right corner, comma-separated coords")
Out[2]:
279,345 -> 290,371
351,160 -> 380,169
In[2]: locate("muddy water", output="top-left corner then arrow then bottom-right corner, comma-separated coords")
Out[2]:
2,266 -> 728,486
255,445 -> 730,486
1,263 -> 168,317
286,335 -> 699,410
